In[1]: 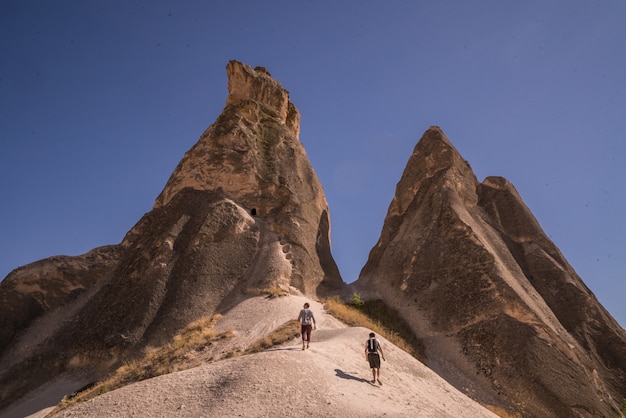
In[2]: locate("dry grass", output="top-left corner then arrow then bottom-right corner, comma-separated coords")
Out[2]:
485,405 -> 523,418
243,286 -> 289,298
324,296 -> 530,416
323,295 -> 423,360
245,319 -> 301,354
53,315 -> 231,413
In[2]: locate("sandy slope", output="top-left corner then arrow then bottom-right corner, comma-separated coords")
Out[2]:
19,295 -> 498,418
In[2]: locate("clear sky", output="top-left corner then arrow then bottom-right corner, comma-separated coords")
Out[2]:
1,1 -> 624,327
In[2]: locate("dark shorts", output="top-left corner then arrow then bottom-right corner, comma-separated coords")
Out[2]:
301,324 -> 312,341
368,352 -> 381,369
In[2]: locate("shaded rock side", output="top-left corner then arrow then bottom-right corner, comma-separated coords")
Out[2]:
355,126 -> 626,418
0,246 -> 121,357
0,190 -> 283,412
0,61 -> 344,413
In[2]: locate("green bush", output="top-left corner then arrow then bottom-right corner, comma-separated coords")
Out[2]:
351,292 -> 365,307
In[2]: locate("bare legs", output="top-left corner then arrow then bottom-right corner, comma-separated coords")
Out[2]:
371,368 -> 382,385
301,325 -> 312,350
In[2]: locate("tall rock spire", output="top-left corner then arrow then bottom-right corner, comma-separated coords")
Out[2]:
356,126 -> 626,417
2,65 -> 624,418
0,62 -> 344,411
155,61 -> 300,209
153,61 -> 342,296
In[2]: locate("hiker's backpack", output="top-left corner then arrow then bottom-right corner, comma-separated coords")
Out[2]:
367,338 -> 379,353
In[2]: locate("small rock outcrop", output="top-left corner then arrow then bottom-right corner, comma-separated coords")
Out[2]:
356,126 -> 626,417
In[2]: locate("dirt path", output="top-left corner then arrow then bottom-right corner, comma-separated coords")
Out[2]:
48,295 -> 498,417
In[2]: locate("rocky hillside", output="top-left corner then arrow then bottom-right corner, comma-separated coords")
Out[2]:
355,127 -> 626,417
1,62 -> 624,418
3,296 -> 500,418
0,61 -> 344,415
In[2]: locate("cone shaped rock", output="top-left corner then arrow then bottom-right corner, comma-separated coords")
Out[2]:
1,63 -> 624,418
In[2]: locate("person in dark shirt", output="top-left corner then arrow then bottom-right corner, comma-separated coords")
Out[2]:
364,332 -> 386,385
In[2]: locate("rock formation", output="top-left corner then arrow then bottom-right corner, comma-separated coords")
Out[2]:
1,63 -> 624,418
153,61 -> 342,296
0,61 -> 343,413
355,126 -> 626,417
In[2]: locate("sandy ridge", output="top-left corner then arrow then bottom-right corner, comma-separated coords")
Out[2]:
20,295 -> 497,418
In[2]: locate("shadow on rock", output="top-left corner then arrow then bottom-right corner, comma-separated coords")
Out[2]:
334,369 -> 370,384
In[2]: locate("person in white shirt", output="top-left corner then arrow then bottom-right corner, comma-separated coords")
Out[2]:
297,302 -> 316,350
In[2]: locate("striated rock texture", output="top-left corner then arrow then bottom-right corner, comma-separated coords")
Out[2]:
154,61 -> 341,296
2,64 -> 625,418
355,126 -> 626,418
0,246 -> 122,357
0,61 -> 343,412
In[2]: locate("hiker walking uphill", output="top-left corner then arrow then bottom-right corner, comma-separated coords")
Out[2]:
365,332 -> 386,385
297,303 -> 316,350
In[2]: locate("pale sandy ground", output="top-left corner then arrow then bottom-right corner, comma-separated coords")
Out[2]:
7,295 -> 498,418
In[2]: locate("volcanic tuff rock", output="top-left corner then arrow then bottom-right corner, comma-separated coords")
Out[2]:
1,62 -> 625,418
0,61 -> 343,413
154,61 -> 341,296
355,126 -> 626,418
0,246 -> 122,357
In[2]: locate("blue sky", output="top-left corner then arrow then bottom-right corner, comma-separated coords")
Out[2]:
1,1 -> 624,327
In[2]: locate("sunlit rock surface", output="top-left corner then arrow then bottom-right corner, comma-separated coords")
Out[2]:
356,126 -> 626,417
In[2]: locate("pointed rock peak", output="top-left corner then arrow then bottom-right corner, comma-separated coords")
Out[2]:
154,61 -> 303,209
359,124 -> 626,416
478,175 -> 546,242
153,60 -> 342,296
389,126 -> 479,216
402,125 -> 478,191
479,176 -> 532,219
225,61 -> 299,135
481,175 -> 513,190
412,126 -> 467,171
417,125 -> 449,145
479,176 -> 523,205
226,61 -> 285,108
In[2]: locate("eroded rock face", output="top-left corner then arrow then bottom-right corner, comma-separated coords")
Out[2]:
154,61 -> 341,296
2,64 -> 624,418
0,246 -> 121,356
356,126 -> 626,418
0,61 -> 344,413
